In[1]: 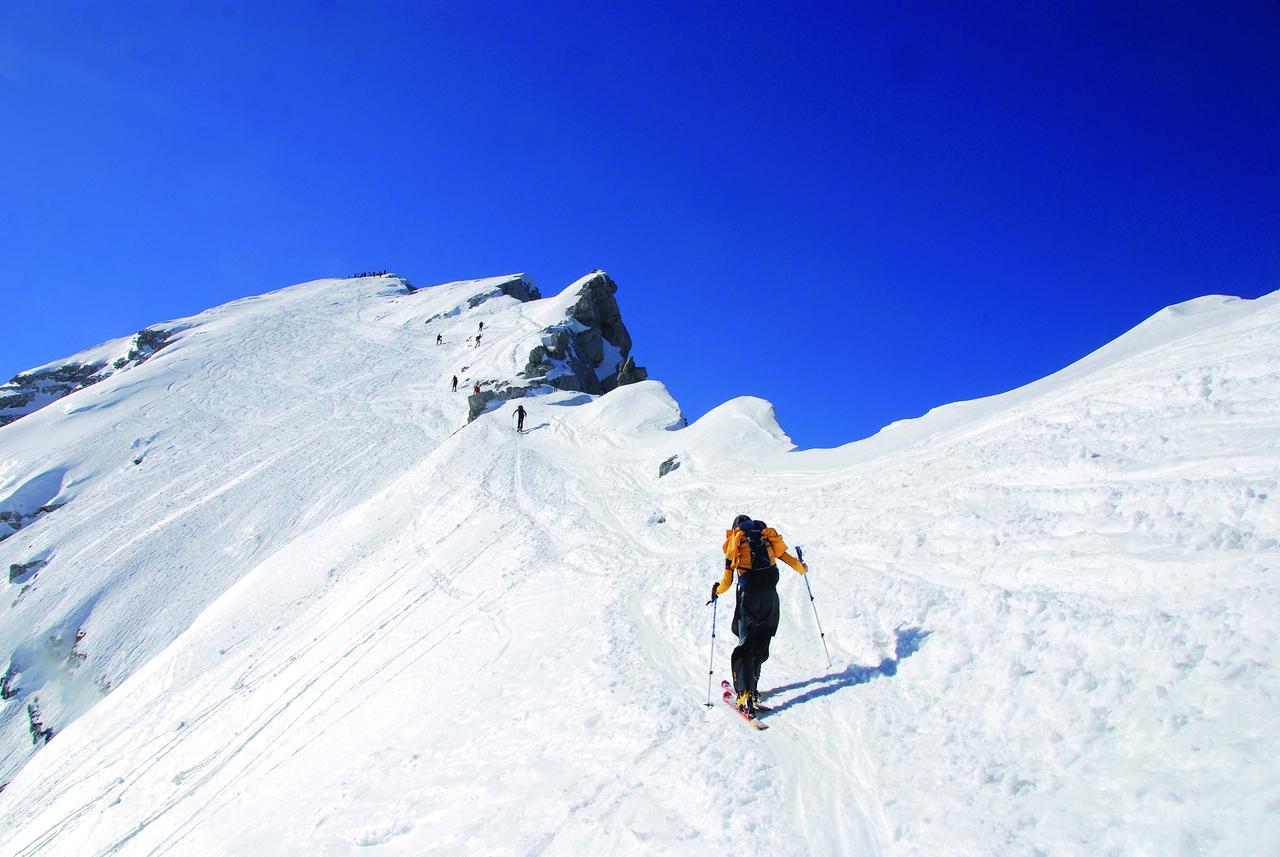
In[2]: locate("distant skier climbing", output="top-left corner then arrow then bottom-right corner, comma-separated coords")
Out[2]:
711,515 -> 807,716
473,384 -> 481,395
514,404 -> 526,433
478,320 -> 484,332
436,333 -> 443,345
475,333 -> 482,348
451,375 -> 458,392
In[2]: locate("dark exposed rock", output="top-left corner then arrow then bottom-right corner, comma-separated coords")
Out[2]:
466,391 -> 492,422
49,363 -> 104,384
568,271 -> 632,356
11,584 -> 33,608
26,700 -> 53,746
0,504 -> 64,542
0,361 -> 108,427
465,272 -> 647,423
499,277 -> 541,303
522,329 -> 572,382
617,355 -> 646,387
426,276 -> 542,325
467,381 -> 552,422
0,326 -> 179,428
123,327 -> 175,364
0,391 -> 35,411
9,559 -> 47,584
68,628 -> 87,667
466,276 -> 541,308
514,271 -> 647,403
658,455 -> 681,478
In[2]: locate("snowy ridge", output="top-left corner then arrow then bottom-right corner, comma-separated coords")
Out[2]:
0,275 -> 1277,855
0,272 -> 635,786
793,291 -> 1280,469
0,324 -> 189,428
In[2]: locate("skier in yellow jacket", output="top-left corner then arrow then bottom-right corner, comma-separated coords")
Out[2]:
711,514 -> 807,715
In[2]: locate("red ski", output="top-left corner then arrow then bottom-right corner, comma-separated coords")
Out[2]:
721,679 -> 773,712
721,687 -> 769,730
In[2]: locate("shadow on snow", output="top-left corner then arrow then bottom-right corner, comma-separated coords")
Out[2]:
762,626 -> 930,716
547,394 -> 593,407
517,422 -> 551,434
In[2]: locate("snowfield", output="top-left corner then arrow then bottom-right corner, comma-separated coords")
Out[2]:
0,273 -> 1277,856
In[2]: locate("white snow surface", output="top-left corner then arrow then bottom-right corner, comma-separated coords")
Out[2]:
0,274 -> 1278,856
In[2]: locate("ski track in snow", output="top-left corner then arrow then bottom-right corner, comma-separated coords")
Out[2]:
0,276 -> 1277,855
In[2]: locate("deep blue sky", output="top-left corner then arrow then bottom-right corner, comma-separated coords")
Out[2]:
2,2 -> 1277,448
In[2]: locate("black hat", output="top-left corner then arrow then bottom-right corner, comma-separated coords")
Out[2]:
732,514 -> 751,529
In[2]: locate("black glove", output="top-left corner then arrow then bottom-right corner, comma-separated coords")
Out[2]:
707,582 -> 719,605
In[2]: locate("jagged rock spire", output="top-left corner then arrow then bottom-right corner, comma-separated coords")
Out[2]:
468,271 -> 647,421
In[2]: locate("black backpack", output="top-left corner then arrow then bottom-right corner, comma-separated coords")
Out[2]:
740,519 -> 774,571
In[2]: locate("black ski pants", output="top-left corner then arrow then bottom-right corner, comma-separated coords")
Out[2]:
730,585 -> 780,696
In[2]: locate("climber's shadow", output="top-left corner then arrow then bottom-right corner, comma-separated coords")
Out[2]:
761,626 -> 930,716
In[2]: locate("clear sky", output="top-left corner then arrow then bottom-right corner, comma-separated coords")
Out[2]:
2,2 -> 1277,449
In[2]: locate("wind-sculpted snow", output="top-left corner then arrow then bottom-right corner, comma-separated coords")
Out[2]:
0,276 -> 1277,855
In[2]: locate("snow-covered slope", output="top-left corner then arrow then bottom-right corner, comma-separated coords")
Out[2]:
0,271 -> 640,784
0,275 -> 1277,856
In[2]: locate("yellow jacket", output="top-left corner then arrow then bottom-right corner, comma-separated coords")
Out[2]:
715,526 -> 807,596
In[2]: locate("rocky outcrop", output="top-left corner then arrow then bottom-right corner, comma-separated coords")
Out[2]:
658,455 -> 681,478
465,380 -> 547,423
0,506 -> 63,543
0,363 -> 106,427
472,276 -> 540,306
464,272 -> 648,423
518,271 -> 647,397
425,276 -> 542,327
616,356 -> 645,387
113,327 -> 176,370
0,326 -> 179,428
26,700 -> 53,746
8,559 -> 47,584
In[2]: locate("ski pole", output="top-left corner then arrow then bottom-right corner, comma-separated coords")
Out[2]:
797,547 -> 832,669
704,587 -> 719,708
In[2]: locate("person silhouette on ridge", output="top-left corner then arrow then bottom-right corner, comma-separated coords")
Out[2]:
515,404 -> 527,433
